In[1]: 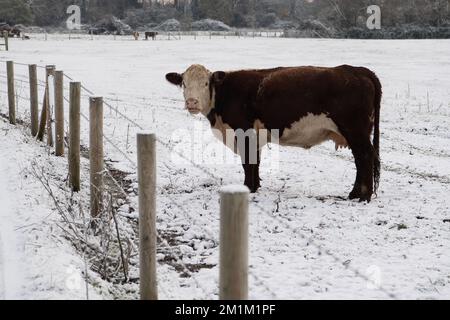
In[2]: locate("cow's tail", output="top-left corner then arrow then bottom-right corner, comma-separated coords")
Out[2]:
367,70 -> 382,194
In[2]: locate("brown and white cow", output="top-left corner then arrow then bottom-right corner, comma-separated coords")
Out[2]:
166,64 -> 382,202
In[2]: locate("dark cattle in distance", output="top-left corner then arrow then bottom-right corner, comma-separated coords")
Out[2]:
10,28 -> 21,38
166,64 -> 382,202
145,31 -> 158,40
0,24 -> 21,37
0,23 -> 10,33
88,27 -> 107,35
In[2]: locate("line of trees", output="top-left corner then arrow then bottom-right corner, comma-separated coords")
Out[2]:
0,0 -> 449,29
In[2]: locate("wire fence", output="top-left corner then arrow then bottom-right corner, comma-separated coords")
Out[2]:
0,59 -> 399,300
15,30 -> 286,42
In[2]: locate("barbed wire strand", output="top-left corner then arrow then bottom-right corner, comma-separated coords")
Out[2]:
0,89 -> 31,102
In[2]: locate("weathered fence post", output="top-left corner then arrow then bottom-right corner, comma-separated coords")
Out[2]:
36,86 -> 47,141
37,65 -> 55,142
54,70 -> 64,156
89,97 -> 103,217
29,64 -> 39,136
137,133 -> 158,300
219,185 -> 249,300
69,82 -> 81,192
6,61 -> 15,125
3,31 -> 8,51
46,65 -> 55,147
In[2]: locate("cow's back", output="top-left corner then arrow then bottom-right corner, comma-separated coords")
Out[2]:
255,65 -> 377,130
214,68 -> 288,127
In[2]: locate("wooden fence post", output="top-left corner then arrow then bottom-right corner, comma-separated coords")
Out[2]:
6,61 -> 15,125
137,133 -> 158,300
54,70 -> 64,156
36,86 -> 47,141
69,82 -> 81,192
46,65 -> 55,147
89,97 -> 103,217
3,31 -> 8,51
37,65 -> 55,142
219,185 -> 249,300
29,64 -> 39,136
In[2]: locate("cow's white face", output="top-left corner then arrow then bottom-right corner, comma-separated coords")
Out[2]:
166,65 -> 225,115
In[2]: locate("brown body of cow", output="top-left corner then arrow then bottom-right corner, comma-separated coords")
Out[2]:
145,31 -> 158,40
166,65 -> 382,202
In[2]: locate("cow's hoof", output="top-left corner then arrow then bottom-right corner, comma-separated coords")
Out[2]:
245,184 -> 259,193
244,179 -> 260,193
359,194 -> 372,203
349,191 -> 372,203
349,189 -> 361,200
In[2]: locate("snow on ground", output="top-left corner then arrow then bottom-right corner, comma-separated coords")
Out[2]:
0,118 -> 104,299
0,35 -> 450,299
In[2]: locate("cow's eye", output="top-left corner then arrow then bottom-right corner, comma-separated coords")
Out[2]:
205,82 -> 208,87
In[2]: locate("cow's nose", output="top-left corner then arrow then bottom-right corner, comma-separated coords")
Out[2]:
186,98 -> 199,109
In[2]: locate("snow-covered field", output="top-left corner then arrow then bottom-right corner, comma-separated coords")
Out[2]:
0,119 -> 104,300
0,35 -> 449,299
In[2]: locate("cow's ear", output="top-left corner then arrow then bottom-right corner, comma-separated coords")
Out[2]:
166,73 -> 183,86
212,71 -> 226,85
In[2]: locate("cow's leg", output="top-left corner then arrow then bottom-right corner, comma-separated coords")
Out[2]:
237,131 -> 262,193
349,138 -> 374,202
243,163 -> 261,193
242,151 -> 261,193
349,158 -> 363,200
241,145 -> 261,193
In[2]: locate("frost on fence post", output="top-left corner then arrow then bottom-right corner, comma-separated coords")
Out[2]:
367,5 -> 382,30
